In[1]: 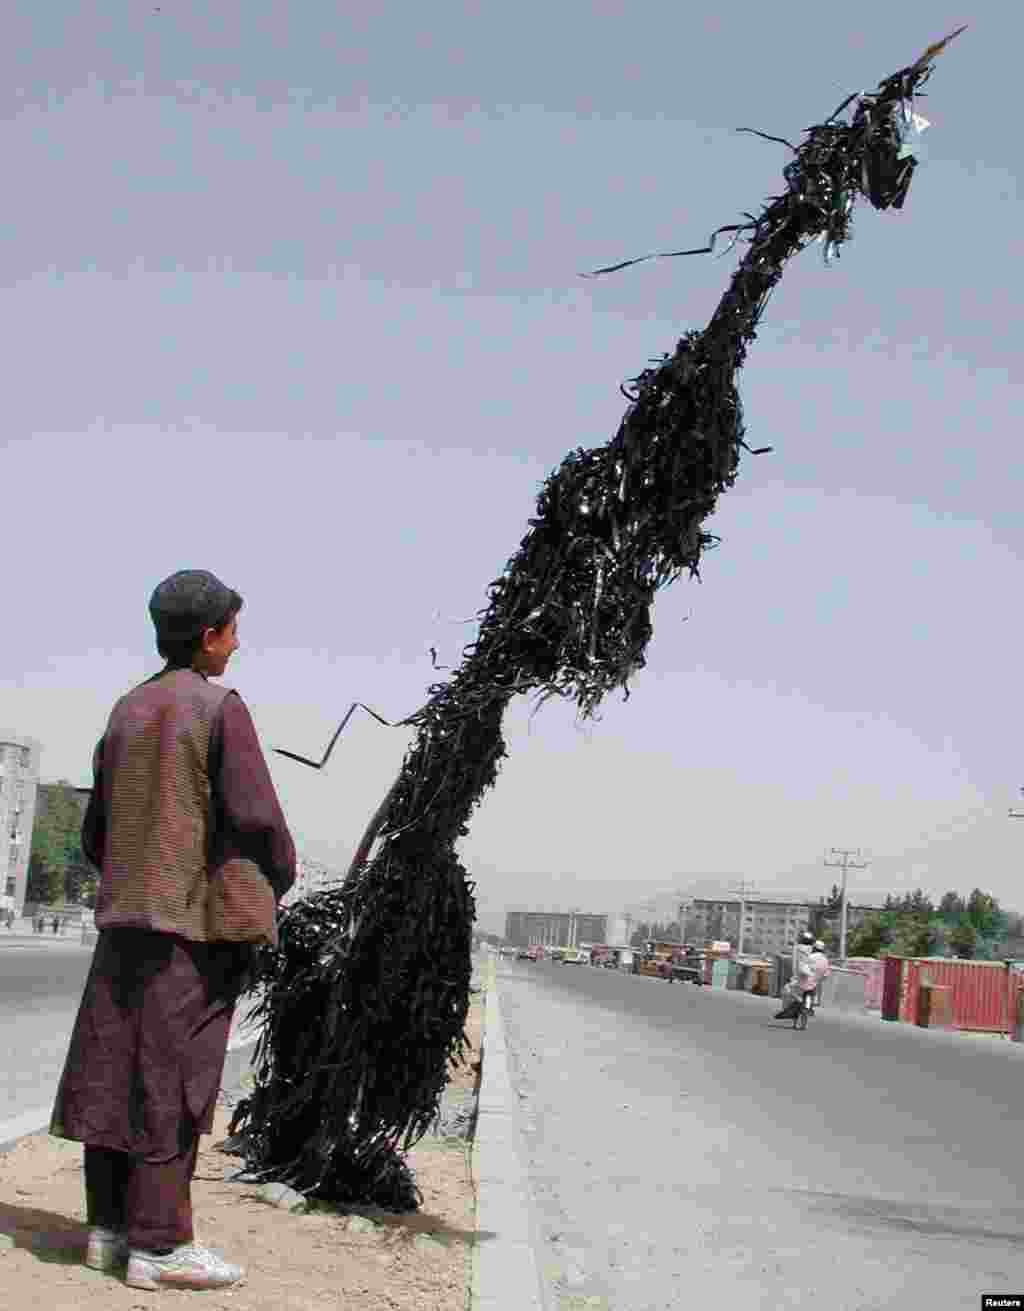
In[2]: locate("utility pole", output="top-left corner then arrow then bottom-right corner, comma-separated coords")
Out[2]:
676,893 -> 692,944
729,879 -> 758,955
824,848 -> 869,961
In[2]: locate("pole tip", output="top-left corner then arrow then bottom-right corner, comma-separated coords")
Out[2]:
911,24 -> 968,71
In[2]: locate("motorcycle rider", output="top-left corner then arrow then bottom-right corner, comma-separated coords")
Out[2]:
775,931 -> 817,1019
807,939 -> 831,1010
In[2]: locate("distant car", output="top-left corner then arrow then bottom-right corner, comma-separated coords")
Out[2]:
516,948 -> 531,960
565,950 -> 589,965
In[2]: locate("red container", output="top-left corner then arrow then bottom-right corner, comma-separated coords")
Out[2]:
898,959 -> 1018,1033
881,956 -> 902,1021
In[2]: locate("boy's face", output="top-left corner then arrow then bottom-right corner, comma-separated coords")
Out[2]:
194,615 -> 240,678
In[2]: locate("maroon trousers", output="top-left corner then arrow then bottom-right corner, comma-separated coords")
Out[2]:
85,1139 -> 199,1250
51,928 -> 251,1253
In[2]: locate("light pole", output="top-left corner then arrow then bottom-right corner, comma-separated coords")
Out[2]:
729,879 -> 758,955
824,847 -> 869,961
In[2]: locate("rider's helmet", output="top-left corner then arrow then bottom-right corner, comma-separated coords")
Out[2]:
799,930 -> 814,946
813,940 -> 826,951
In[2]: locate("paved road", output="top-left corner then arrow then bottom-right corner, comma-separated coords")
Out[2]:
0,939 -> 93,1122
498,957 -> 1024,1311
0,939 -> 262,1129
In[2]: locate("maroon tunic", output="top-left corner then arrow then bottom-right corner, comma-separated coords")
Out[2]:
51,668 -> 295,1158
51,929 -> 249,1160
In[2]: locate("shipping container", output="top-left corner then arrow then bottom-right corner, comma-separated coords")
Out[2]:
897,958 -> 1020,1033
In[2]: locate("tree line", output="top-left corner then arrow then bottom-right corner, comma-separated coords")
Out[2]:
626,888 -> 1021,960
841,888 -> 1016,960
26,782 -> 97,908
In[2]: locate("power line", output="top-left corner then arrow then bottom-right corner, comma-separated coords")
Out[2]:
823,847 -> 870,960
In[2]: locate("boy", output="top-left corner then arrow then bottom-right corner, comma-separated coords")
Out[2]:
51,570 -> 296,1291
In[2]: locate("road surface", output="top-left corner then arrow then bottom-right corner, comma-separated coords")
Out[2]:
0,939 -> 93,1122
498,956 -> 1024,1310
0,938 -> 261,1131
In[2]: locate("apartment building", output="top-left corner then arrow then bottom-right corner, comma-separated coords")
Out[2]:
504,910 -> 608,950
684,896 -> 887,955
684,897 -> 812,956
0,736 -> 42,913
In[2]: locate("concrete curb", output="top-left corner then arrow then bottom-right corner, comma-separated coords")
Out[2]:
472,967 -> 546,1311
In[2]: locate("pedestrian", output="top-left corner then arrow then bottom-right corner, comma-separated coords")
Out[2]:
52,914 -> 60,935
50,569 -> 296,1292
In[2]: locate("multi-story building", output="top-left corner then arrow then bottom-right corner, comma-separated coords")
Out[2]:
683,896 -> 887,955
0,736 -> 42,913
504,910 -> 607,950
281,854 -> 345,906
684,897 -> 812,956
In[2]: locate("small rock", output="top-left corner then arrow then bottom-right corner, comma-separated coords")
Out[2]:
256,1182 -> 308,1214
346,1216 -> 378,1235
213,1133 -> 248,1156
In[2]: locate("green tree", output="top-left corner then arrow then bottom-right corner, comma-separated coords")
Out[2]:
25,853 -> 54,904
890,915 -> 938,958
848,912 -> 890,958
948,917 -> 977,959
966,889 -> 1005,941
29,782 -> 89,906
938,891 -> 965,920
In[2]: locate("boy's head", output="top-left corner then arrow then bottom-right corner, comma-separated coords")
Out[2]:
149,569 -> 243,676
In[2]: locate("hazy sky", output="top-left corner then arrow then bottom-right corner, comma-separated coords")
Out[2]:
1,3 -> 1020,933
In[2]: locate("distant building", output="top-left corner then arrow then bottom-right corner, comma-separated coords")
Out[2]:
685,898 -> 811,956
281,855 -> 344,906
0,736 -> 42,913
684,896 -> 887,955
605,912 -> 631,947
504,910 -> 607,949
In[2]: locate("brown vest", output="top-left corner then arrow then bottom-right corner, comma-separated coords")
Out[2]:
94,668 -> 278,945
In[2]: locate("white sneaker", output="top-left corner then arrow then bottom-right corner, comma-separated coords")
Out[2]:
85,1226 -> 129,1271
125,1241 -> 244,1291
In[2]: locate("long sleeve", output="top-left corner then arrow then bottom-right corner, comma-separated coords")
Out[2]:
81,738 -> 106,869
209,693 -> 296,900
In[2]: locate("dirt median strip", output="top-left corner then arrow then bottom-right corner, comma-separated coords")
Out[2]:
0,985 -> 484,1311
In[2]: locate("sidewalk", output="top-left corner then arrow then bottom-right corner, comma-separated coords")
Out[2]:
0,971 -> 492,1310
0,917 -> 93,947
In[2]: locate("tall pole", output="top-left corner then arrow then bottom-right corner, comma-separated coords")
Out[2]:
676,894 -> 692,944
824,848 -> 869,961
729,879 -> 757,955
